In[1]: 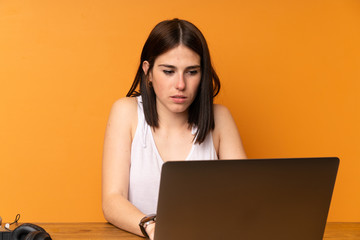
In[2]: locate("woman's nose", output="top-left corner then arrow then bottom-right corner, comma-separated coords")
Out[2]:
175,74 -> 186,90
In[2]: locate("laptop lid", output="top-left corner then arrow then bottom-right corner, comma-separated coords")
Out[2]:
154,157 -> 339,240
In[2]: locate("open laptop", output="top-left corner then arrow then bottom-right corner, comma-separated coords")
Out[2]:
154,157 -> 339,240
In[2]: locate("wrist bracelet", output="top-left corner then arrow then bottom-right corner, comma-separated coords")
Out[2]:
139,214 -> 156,238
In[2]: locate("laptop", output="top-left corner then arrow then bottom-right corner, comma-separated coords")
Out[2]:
154,157 -> 339,240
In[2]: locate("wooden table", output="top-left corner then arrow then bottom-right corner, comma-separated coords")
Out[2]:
13,222 -> 360,239
37,222 -> 142,240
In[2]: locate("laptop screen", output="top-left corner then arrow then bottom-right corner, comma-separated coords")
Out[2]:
154,157 -> 339,240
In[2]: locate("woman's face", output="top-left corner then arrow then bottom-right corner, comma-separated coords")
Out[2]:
143,45 -> 201,116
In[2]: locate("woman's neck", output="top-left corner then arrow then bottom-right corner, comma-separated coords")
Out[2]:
156,107 -> 190,130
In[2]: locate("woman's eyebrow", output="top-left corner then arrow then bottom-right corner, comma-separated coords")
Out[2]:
186,65 -> 201,69
158,64 -> 176,68
158,64 -> 201,69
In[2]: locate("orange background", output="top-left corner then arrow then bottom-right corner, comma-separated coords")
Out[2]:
1,0 -> 359,222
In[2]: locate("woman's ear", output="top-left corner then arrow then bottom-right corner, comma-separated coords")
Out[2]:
142,61 -> 152,82
142,61 -> 150,76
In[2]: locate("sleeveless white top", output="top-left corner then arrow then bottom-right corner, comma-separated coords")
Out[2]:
128,96 -> 218,214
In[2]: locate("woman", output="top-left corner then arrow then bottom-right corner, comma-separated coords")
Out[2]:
102,18 -> 246,239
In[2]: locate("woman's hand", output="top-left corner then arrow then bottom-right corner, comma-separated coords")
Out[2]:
146,222 -> 156,240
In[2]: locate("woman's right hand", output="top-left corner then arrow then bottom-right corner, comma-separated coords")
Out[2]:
146,223 -> 156,240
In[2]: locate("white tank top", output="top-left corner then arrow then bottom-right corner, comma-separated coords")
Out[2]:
128,96 -> 218,214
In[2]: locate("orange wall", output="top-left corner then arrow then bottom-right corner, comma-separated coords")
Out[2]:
1,0 -> 359,222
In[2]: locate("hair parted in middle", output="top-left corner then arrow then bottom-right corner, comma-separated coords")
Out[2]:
127,18 -> 221,144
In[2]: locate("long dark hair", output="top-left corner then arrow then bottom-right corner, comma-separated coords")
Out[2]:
127,18 -> 220,144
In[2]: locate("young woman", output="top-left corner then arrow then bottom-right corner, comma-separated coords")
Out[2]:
102,18 -> 246,239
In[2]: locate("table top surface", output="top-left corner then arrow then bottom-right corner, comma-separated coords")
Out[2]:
4,222 -> 360,239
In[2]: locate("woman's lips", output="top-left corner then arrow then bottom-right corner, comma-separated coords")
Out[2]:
170,95 -> 187,103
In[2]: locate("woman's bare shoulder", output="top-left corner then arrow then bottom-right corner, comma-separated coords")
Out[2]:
213,104 -> 232,123
107,97 -> 138,130
213,103 -> 246,159
112,97 -> 138,112
212,104 -> 231,150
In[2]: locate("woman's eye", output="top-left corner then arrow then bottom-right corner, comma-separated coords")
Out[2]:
187,70 -> 198,76
163,70 -> 174,75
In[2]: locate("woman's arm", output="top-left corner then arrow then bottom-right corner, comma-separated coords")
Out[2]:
102,97 -> 147,236
213,104 -> 247,159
